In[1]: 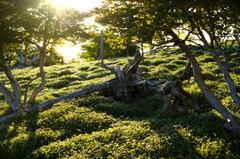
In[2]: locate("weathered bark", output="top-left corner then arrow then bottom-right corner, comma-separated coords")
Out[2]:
146,77 -> 193,113
98,52 -> 143,100
179,60 -> 193,82
49,46 -> 53,66
0,42 -> 48,112
168,29 -> 240,133
186,15 -> 240,107
15,47 -> 40,69
161,76 -> 200,113
16,52 -> 25,65
0,44 -> 22,111
26,50 -> 40,66
26,49 -> 46,105
197,27 -> 240,107
0,81 -> 111,123
0,47 -> 198,123
24,76 -> 40,105
179,60 -> 223,82
0,81 -> 21,112
99,51 -> 198,114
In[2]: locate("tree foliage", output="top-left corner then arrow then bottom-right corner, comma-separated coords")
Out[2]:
0,0 -> 91,111
80,29 -> 137,61
96,0 -> 240,132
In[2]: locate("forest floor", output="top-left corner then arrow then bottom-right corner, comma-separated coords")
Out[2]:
0,48 -> 240,158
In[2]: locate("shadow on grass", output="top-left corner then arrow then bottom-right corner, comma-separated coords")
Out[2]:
0,102 -> 115,159
0,106 -> 14,118
76,93 -> 240,158
154,125 -> 206,158
1,91 -> 240,158
0,109 -> 41,159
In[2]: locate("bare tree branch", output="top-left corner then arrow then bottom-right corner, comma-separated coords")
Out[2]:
0,81 -> 111,123
26,49 -> 40,66
24,76 -> 40,105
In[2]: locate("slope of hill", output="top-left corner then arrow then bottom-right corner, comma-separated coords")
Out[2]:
0,48 -> 240,158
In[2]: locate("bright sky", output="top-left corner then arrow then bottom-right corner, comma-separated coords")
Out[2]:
50,0 -> 103,62
50,0 -> 103,12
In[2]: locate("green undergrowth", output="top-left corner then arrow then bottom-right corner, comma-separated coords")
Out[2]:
0,48 -> 240,158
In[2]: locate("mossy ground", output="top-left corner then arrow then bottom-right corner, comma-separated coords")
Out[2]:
0,48 -> 240,158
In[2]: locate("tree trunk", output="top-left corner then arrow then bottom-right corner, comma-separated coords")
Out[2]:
0,44 -> 46,111
99,51 -> 199,114
26,48 -> 46,105
0,47 -> 198,123
0,81 -> 111,123
15,46 -> 40,69
235,36 -> 240,48
0,44 -> 22,111
49,47 -> 53,66
196,27 -> 240,107
24,45 -> 28,64
168,29 -> 240,133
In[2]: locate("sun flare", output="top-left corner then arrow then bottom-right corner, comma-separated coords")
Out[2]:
49,0 -> 103,12
50,0 -> 70,8
57,44 -> 82,62
48,0 -> 103,61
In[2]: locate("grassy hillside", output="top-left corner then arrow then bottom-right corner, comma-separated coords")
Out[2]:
0,48 -> 240,158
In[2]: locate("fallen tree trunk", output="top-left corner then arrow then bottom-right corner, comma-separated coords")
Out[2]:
98,52 -> 199,113
0,81 -> 110,123
0,52 -> 199,123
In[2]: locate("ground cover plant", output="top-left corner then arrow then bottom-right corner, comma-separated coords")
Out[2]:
0,48 -> 240,158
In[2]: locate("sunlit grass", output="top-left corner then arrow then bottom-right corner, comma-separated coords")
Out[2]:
0,48 -> 240,158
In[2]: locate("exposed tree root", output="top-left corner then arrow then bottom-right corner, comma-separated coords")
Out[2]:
98,52 -> 199,114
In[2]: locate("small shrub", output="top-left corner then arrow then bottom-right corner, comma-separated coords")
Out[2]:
86,72 -> 111,80
200,56 -> 215,62
59,70 -> 72,76
140,66 -> 150,72
177,55 -> 187,60
47,80 -> 70,89
52,91 -> 66,97
152,60 -> 168,66
88,66 -> 98,71
93,68 -> 105,73
142,60 -> 152,66
60,75 -> 80,81
162,64 -> 178,70
172,60 -> 187,65
173,67 -> 185,76
76,72 -> 88,80
30,121 -> 168,159
37,102 -> 116,135
79,66 -> 89,71
15,76 -> 32,81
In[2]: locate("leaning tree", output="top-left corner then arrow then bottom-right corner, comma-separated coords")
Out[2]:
0,0 -> 91,111
0,0 -> 41,112
95,0 -> 240,133
180,0 -> 240,107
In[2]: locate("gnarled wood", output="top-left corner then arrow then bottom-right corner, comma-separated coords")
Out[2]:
15,46 -> 40,69
161,76 -> 199,113
0,81 -> 110,123
168,29 -> 240,133
0,44 -> 22,111
179,60 -> 223,82
98,52 -> 199,114
0,51 -> 198,123
26,49 -> 46,105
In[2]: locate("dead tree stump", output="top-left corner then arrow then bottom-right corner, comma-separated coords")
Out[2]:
98,52 -> 199,114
